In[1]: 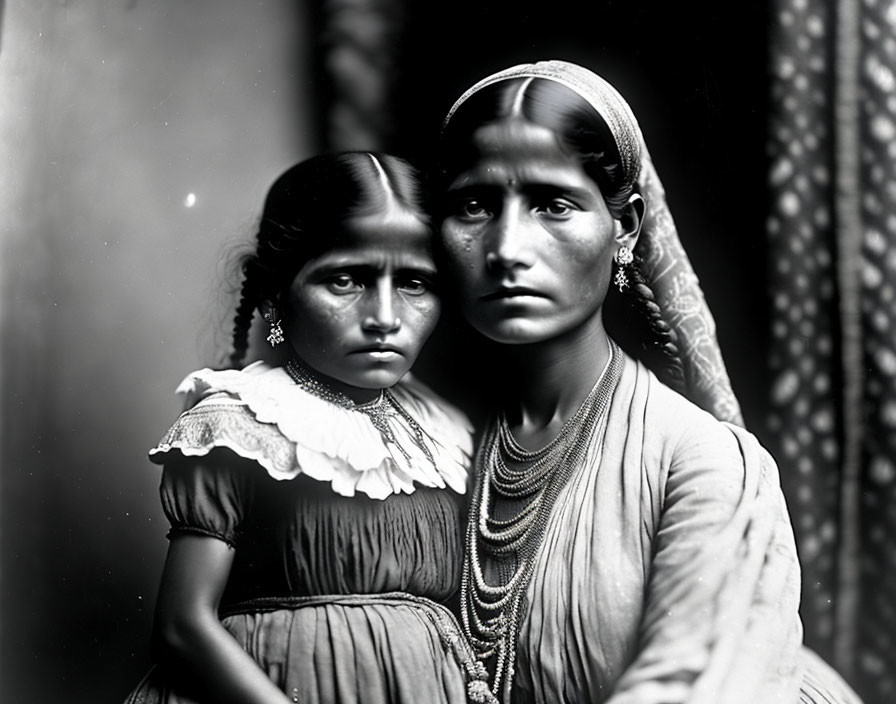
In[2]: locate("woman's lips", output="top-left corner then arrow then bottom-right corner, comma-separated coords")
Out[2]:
480,286 -> 546,301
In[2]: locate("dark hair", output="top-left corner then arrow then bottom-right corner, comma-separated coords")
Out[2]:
436,77 -> 685,393
227,151 -> 429,369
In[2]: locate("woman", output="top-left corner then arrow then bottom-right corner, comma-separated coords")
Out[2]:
434,60 -> 862,704
124,152 -> 492,704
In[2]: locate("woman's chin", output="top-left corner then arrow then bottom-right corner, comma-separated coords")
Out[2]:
470,318 -> 555,346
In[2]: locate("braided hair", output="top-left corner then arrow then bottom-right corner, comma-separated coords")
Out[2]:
603,251 -> 686,394
226,151 -> 430,369
436,77 -> 686,393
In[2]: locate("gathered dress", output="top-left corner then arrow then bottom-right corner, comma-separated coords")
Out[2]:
464,347 -> 863,704
124,361 -> 488,704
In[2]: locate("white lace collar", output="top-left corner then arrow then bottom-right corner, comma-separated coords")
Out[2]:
150,362 -> 472,500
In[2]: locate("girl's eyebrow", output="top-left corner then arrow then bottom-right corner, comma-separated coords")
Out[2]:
306,259 -> 438,276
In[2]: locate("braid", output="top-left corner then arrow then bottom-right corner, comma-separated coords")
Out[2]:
605,254 -> 686,394
228,256 -> 260,369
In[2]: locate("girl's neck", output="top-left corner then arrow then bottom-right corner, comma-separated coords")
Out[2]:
501,316 -> 611,451
287,356 -> 382,405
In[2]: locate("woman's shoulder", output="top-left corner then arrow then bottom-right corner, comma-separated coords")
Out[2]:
621,354 -> 749,454
621,354 -> 779,481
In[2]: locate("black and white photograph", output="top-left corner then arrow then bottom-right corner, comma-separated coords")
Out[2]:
1,1 -> 893,702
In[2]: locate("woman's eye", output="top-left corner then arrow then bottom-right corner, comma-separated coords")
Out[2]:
538,199 -> 574,217
325,274 -> 362,294
458,199 -> 490,220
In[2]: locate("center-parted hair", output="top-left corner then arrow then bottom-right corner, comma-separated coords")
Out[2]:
437,77 -> 685,393
228,151 -> 430,369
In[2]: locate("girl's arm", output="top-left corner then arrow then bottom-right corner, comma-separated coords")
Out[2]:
152,534 -> 291,704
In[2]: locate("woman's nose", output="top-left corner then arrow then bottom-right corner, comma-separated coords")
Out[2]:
361,279 -> 401,334
485,199 -> 535,272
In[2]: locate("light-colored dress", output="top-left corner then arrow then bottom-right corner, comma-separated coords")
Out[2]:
124,362 -> 488,704
466,350 -> 863,704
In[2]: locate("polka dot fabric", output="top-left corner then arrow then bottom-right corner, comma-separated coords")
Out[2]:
768,0 -> 841,664
768,2 -> 896,702
858,0 -> 896,698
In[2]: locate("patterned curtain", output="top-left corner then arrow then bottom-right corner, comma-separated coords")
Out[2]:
767,2 -> 896,703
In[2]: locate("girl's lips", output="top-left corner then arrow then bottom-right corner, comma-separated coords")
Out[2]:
352,346 -> 403,359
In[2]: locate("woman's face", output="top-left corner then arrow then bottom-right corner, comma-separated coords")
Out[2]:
440,119 -> 620,345
284,208 -> 440,399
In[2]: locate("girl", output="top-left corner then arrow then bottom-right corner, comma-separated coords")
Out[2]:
125,152 -> 491,704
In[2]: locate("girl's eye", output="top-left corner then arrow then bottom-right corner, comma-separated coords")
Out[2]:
397,277 -> 431,296
325,274 -> 362,294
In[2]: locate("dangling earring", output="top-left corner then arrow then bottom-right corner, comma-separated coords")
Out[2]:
613,245 -> 634,292
265,316 -> 284,347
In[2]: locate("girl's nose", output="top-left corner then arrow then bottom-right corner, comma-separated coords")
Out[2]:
361,278 -> 401,333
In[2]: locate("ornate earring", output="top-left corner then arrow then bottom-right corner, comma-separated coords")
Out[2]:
265,317 -> 284,347
613,245 -> 634,292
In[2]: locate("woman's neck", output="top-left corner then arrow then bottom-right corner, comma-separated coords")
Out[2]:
501,315 -> 612,451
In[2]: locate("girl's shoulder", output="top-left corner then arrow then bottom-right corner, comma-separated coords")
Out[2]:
389,372 -> 474,445
148,361 -> 300,479
148,363 -> 474,500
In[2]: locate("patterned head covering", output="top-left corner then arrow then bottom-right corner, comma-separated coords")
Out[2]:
443,60 -> 744,426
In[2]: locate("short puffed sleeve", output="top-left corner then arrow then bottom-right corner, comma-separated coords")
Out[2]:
149,396 -> 271,546
158,450 -> 255,547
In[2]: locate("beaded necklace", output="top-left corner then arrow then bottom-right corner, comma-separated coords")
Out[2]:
460,342 -> 622,703
285,358 -> 433,465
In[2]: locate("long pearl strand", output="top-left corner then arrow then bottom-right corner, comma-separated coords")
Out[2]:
461,342 -> 622,703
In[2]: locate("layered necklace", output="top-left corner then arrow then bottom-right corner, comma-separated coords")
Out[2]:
460,342 -> 622,703
285,357 -> 432,464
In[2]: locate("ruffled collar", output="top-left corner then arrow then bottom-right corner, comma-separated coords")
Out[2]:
158,362 -> 472,500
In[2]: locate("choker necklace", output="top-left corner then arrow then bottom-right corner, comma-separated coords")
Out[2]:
460,341 -> 622,703
284,358 -> 433,465
285,358 -> 385,409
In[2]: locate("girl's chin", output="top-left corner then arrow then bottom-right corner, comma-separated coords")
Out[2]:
341,367 -> 409,395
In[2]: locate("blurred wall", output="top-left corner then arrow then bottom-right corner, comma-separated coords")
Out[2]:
0,1 -> 316,700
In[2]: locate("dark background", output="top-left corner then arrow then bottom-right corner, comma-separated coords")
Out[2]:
394,1 -> 772,436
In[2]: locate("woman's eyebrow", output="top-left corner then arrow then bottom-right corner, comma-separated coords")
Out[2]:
445,183 -> 502,197
524,183 -> 597,201
447,181 -> 595,201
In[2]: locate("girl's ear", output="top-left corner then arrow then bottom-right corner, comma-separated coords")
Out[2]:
260,298 -> 280,324
616,193 -> 645,251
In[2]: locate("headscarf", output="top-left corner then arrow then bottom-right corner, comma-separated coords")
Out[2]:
443,60 -> 744,426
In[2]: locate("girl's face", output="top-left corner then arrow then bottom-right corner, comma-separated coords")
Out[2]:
285,207 -> 440,400
440,119 -> 623,345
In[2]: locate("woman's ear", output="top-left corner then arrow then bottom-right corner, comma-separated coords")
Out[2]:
616,193 -> 645,251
